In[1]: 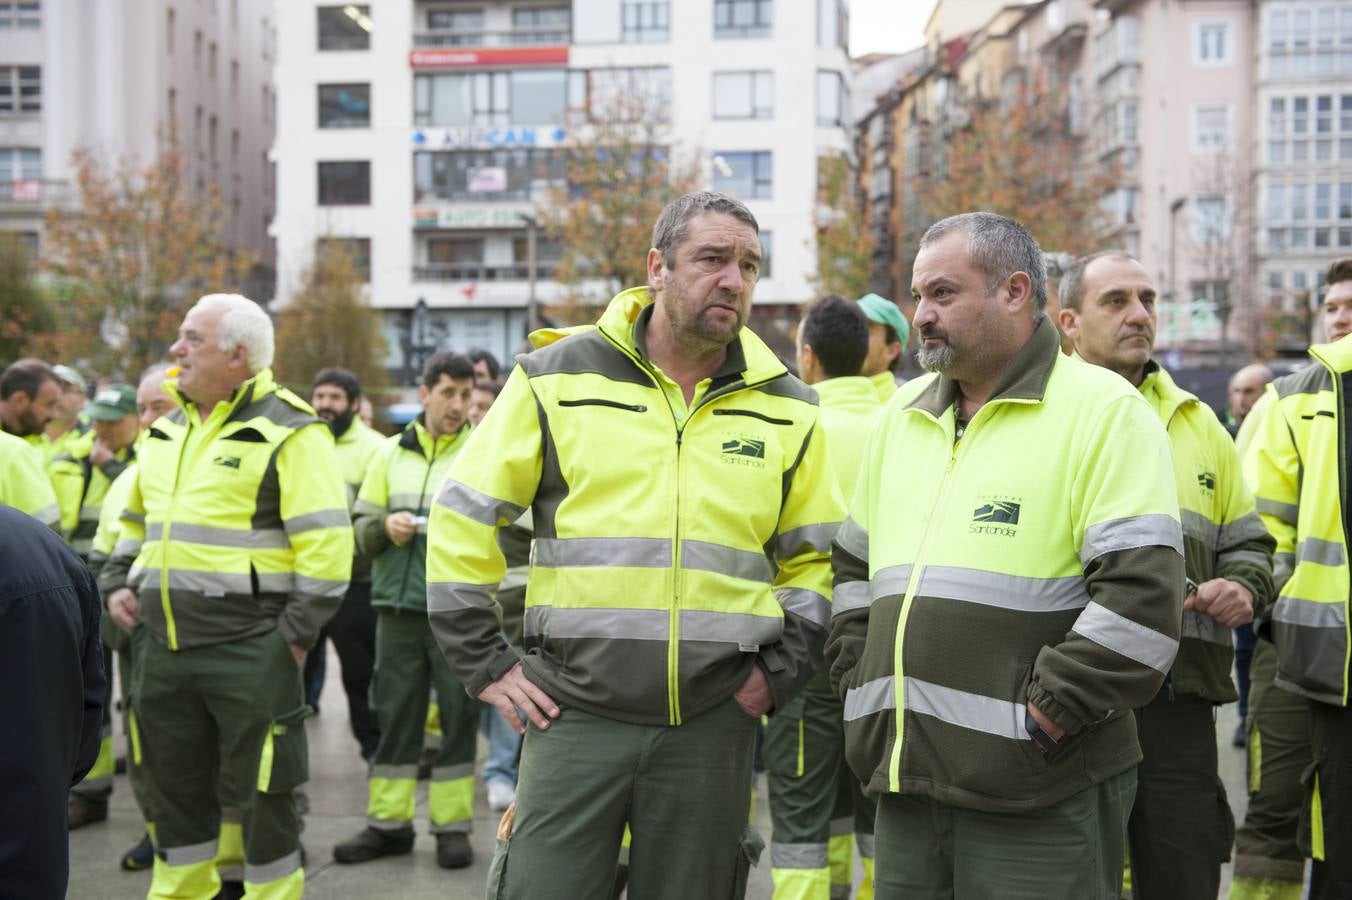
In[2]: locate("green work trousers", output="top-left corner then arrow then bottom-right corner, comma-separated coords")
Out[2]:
135,629 -> 309,900
872,769 -> 1137,899
1231,640 -> 1311,897
488,696 -> 763,899
1306,700 -> 1352,899
366,609 -> 479,834
766,671 -> 876,900
1127,691 -> 1234,899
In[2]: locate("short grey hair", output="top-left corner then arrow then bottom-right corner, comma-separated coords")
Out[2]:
1058,251 -> 1137,313
652,191 -> 759,267
138,361 -> 173,389
193,293 -> 274,372
919,212 -> 1048,314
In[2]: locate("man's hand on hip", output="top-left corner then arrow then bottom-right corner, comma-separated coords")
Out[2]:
1186,578 -> 1254,628
734,664 -> 774,718
288,643 -> 306,666
479,662 -> 560,735
107,587 -> 140,634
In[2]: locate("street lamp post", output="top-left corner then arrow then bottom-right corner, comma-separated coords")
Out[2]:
1168,196 -> 1187,306
517,213 -> 539,334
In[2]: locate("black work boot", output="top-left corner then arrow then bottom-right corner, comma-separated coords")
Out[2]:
120,833 -> 154,871
435,832 -> 473,869
67,795 -> 108,830
332,826 -> 414,864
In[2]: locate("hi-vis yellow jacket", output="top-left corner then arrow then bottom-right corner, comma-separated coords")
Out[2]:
99,368 -> 353,651
828,319 -> 1185,811
427,287 -> 843,726
0,429 -> 60,529
49,429 -> 135,559
1139,363 -> 1274,702
1246,336 -> 1352,706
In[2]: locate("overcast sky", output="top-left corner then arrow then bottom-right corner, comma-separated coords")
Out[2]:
849,0 -> 935,57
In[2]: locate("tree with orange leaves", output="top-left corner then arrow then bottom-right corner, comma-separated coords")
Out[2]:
42,147 -> 252,376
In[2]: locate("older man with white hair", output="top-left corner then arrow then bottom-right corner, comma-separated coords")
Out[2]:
100,293 -> 353,900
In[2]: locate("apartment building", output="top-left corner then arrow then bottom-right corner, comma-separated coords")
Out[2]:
0,0 -> 276,269
272,0 -> 854,381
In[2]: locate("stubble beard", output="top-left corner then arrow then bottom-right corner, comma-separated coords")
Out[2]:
916,341 -> 955,373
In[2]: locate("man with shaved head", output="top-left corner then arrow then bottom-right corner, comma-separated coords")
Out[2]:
1228,364 -> 1275,436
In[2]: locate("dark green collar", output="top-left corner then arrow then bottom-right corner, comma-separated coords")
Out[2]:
631,302 -> 748,381
907,316 -> 1061,418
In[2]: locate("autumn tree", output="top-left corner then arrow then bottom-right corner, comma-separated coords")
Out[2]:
0,233 -> 57,364
42,147 -> 252,376
814,154 -> 876,298
541,86 -> 702,323
273,239 -> 387,391
911,83 -> 1120,257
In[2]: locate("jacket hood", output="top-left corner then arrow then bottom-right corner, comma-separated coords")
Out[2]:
1139,361 -> 1199,426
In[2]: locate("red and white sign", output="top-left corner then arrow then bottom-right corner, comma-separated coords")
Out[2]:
9,179 -> 40,202
409,46 -> 568,69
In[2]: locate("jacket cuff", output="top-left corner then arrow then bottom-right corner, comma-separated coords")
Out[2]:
466,645 -> 524,698
1025,682 -> 1086,737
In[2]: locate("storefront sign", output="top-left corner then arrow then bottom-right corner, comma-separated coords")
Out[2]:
412,205 -> 533,229
411,126 -> 567,149
408,46 -> 568,69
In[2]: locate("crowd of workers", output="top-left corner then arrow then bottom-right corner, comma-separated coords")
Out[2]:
1,190 -> 1350,900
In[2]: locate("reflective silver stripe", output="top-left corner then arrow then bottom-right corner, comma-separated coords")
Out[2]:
257,573 -> 292,594
523,605 -> 551,638
33,503 -> 59,526
295,575 -> 347,598
113,538 -> 143,558
1071,602 -> 1178,673
681,610 -> 781,645
1274,551 -> 1296,584
388,492 -> 426,511
904,676 -> 1028,741
682,540 -> 773,583
833,580 -> 872,616
122,510 -> 146,526
428,581 -> 495,612
777,587 -> 830,629
829,816 -> 852,837
499,566 -> 529,591
161,838 -> 219,867
1181,609 -> 1235,647
147,521 -> 289,549
1256,497 -> 1300,524
1298,537 -> 1346,567
1180,510 -> 1220,550
429,818 -> 473,834
871,564 -> 914,601
533,537 -> 671,568
1080,514 -> 1183,565
843,676 -> 895,722
435,478 -> 526,526
835,516 -> 868,561
918,566 -> 1090,613
352,499 -> 386,518
776,522 -> 841,559
534,606 -> 668,640
431,763 -> 475,781
1273,596 -> 1347,629
771,842 -> 829,869
284,508 -> 350,534
244,848 -> 302,885
135,568 -> 249,596
1217,549 -> 1272,569
856,833 -> 876,859
1219,513 -> 1271,550
369,764 -> 418,780
368,817 -> 412,831
78,508 -> 102,522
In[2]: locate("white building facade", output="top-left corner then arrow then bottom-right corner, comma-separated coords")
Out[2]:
272,0 -> 853,381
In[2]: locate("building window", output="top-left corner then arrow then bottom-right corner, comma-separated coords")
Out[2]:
817,70 -> 846,127
318,161 -> 371,205
0,146 -> 41,183
423,8 -> 483,46
1189,280 -> 1230,310
413,148 -> 565,202
318,83 -> 371,129
712,151 -> 772,199
1193,104 -> 1228,150
817,0 -> 846,50
759,230 -> 772,278
1195,21 -> 1231,65
512,235 -> 562,276
0,66 -> 40,114
712,71 -> 772,120
415,70 -> 568,127
511,6 -> 569,43
0,2 -> 41,28
316,238 -> 371,281
317,5 -> 371,51
569,67 -> 672,121
715,0 -> 772,39
1191,194 -> 1229,243
622,1 -> 668,42
1269,6 -> 1352,79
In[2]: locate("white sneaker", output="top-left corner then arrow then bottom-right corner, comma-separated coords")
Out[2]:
486,780 -> 516,812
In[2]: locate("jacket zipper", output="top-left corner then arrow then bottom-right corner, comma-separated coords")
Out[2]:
1331,364 -> 1351,704
396,427 -> 440,614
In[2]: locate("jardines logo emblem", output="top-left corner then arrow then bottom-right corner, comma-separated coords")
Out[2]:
720,435 -> 767,468
970,496 -> 1022,536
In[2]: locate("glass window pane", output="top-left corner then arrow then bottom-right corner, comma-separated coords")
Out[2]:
318,83 -> 370,128
713,72 -> 752,118
317,6 -> 371,51
318,161 -> 371,205
510,70 -> 566,124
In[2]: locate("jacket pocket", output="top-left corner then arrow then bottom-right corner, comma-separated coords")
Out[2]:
764,694 -> 808,777
257,705 -> 310,794
728,823 -> 765,899
486,803 -> 517,899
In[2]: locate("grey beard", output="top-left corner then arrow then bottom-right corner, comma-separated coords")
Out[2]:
916,343 -> 955,373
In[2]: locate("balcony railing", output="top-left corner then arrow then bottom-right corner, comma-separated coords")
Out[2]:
412,28 -> 569,48
0,179 -> 72,210
413,261 -> 560,282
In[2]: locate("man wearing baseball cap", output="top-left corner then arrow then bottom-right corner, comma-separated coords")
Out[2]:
43,364 -> 91,463
51,382 -> 141,829
856,293 -> 909,402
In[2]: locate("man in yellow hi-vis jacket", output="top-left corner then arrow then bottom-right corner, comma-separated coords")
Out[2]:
427,191 -> 843,899
1246,256 -> 1352,899
100,294 -> 353,900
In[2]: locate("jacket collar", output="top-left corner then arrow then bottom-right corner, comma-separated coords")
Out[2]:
164,366 -> 276,423
1309,331 -> 1352,374
814,375 -> 882,409
398,415 -> 466,459
906,315 -> 1060,418
1138,360 -> 1198,426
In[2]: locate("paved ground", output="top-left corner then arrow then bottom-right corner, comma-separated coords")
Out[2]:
69,646 -> 1265,899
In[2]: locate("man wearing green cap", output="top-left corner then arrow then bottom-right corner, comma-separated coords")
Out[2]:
856,294 -> 909,402
43,364 -> 91,463
51,382 -> 141,829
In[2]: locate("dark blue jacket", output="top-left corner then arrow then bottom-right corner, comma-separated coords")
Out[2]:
0,503 -> 105,899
